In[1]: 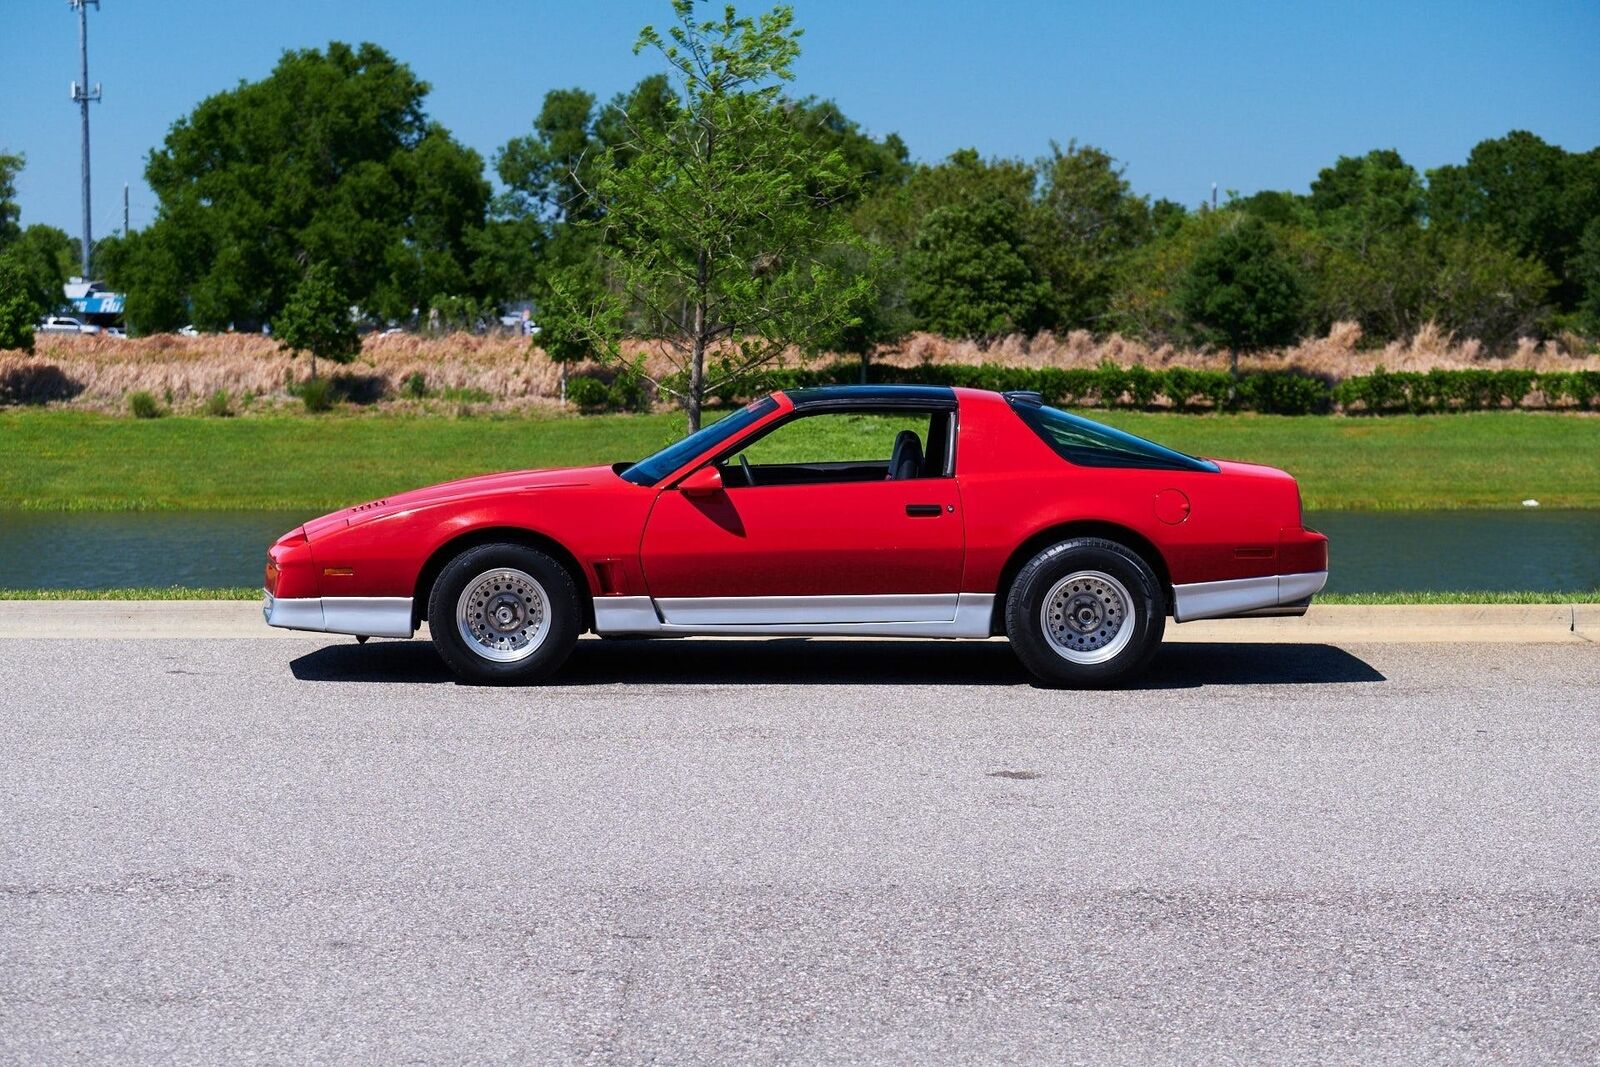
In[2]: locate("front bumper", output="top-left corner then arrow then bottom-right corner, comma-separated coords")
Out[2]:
1171,570 -> 1329,623
263,590 -> 415,638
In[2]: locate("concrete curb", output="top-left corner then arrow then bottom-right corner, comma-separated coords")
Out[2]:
0,600 -> 1594,644
1169,603 -> 1589,644
1573,604 -> 1600,643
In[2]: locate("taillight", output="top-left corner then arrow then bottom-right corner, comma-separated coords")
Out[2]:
265,560 -> 280,593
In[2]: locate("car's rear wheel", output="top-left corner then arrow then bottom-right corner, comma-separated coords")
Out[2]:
1005,537 -> 1165,688
427,543 -> 580,685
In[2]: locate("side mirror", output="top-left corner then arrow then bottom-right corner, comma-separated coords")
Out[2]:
678,466 -> 724,497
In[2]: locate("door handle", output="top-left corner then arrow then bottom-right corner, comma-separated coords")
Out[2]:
905,504 -> 942,517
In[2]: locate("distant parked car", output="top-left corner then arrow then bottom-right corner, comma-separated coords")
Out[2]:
177,325 -> 200,337
104,326 -> 127,338
36,315 -> 100,335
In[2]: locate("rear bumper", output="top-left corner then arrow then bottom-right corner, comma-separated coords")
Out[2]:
263,590 -> 415,638
1171,570 -> 1328,623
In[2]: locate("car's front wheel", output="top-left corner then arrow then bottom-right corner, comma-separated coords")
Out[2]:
1005,537 -> 1165,688
427,543 -> 580,685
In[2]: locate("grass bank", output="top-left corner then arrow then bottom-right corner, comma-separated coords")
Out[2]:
1315,590 -> 1598,605
1,408 -> 1596,512
0,587 -> 260,600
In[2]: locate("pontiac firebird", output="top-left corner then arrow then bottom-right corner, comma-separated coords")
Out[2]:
264,385 -> 1328,686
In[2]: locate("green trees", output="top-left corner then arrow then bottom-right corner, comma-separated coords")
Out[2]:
853,143 -> 1151,339
547,1 -> 866,431
907,199 -> 1044,340
1030,141 -> 1152,328
0,154 -> 74,348
276,264 -> 359,382
115,42 -> 487,333
481,75 -> 678,308
7,5 -> 1597,359
1179,219 -> 1306,352
1309,149 -> 1424,250
1577,219 -> 1600,333
1427,131 -> 1600,312
0,152 -> 23,250
0,257 -> 39,353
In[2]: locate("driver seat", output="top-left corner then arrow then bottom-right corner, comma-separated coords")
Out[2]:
887,430 -> 923,480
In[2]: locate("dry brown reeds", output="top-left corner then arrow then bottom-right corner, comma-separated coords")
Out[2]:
5,324 -> 1596,413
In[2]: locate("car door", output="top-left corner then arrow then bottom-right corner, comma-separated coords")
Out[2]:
638,409 -> 964,625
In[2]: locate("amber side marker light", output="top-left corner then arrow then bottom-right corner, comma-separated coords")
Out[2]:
323,567 -> 355,577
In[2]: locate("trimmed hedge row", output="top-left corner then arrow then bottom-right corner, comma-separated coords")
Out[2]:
576,361 -> 1600,415
731,362 -> 1599,415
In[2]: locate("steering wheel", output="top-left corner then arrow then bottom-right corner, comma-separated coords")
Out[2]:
738,454 -> 756,487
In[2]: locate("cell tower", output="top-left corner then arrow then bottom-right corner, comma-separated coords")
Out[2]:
69,0 -> 101,279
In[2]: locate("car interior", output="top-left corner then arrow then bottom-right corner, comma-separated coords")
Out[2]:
715,409 -> 952,487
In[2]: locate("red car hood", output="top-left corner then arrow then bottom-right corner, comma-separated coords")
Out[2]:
303,464 -> 618,540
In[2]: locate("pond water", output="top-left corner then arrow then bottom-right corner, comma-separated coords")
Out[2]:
0,508 -> 1595,594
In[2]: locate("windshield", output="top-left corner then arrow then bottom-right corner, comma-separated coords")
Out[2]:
1010,400 -> 1218,473
619,397 -> 779,486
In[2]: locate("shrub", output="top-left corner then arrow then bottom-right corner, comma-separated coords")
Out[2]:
128,391 -> 165,419
1235,372 -> 1331,415
1540,371 -> 1600,409
566,375 -> 612,413
1162,366 -> 1232,410
204,389 -> 233,417
298,377 -> 334,412
401,370 -> 428,399
608,370 -> 651,413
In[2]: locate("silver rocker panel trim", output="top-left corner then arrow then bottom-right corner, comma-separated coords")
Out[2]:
593,593 -> 996,638
263,591 -> 415,638
1171,570 -> 1329,623
658,592 -> 959,626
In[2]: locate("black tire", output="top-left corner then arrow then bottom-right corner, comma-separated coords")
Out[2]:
426,543 -> 581,685
1004,537 -> 1166,688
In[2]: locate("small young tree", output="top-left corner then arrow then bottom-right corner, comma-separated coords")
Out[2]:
830,243 -> 910,383
546,1 -> 867,432
276,263 -> 360,380
1179,218 -> 1306,359
0,255 -> 42,354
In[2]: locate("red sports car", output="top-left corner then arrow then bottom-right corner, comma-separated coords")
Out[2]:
264,385 -> 1328,686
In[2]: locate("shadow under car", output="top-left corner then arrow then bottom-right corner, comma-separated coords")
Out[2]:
287,637 -> 1385,688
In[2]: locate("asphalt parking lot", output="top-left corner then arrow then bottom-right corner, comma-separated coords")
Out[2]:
2,635 -> 1597,1063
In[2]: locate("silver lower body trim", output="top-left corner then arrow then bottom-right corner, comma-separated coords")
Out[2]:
593,593 -> 996,638
263,591 -> 415,638
1171,571 -> 1328,623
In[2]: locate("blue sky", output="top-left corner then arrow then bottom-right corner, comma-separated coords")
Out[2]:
3,0 -> 1597,243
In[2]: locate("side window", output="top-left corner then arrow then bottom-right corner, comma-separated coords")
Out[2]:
721,410 -> 951,487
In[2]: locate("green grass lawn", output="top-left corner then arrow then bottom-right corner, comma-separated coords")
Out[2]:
1,408 -> 1596,512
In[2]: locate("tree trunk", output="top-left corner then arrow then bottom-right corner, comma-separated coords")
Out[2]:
687,249 -> 709,434
687,332 -> 705,434
310,351 -> 317,382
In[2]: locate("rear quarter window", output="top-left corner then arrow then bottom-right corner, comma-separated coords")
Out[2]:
1009,400 -> 1219,473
